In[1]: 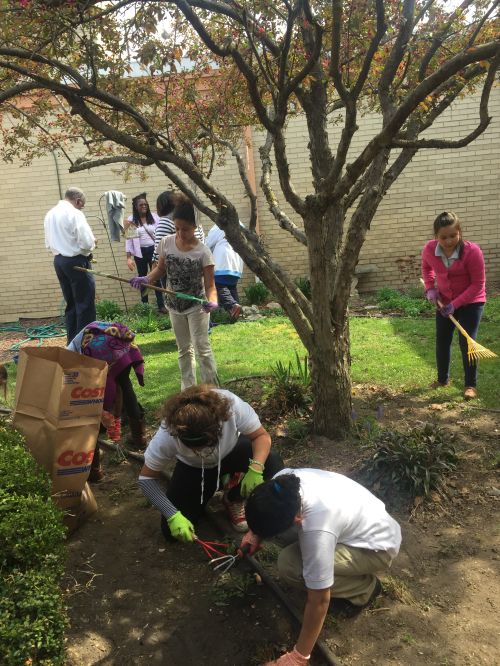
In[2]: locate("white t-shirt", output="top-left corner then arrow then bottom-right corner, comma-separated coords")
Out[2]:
274,468 -> 402,590
144,389 -> 261,471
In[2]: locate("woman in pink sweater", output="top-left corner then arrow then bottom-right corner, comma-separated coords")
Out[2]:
421,211 -> 486,400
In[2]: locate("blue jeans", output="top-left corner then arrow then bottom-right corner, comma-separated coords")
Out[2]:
54,254 -> 96,342
435,302 -> 484,387
215,279 -> 240,312
134,245 -> 164,310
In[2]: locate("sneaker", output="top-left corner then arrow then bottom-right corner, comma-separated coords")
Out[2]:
230,304 -> 242,321
464,386 -> 477,400
429,380 -> 449,389
223,493 -> 248,532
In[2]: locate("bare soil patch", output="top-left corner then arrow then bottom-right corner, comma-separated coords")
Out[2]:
63,381 -> 500,666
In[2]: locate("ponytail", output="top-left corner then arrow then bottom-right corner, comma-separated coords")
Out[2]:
245,474 -> 301,538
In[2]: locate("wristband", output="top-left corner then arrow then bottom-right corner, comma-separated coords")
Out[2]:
248,458 -> 264,470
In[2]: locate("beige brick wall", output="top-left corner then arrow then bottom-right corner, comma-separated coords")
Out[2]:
0,89 -> 498,323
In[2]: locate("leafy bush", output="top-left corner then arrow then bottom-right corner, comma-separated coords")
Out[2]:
244,282 -> 270,306
0,492 -> 65,571
95,299 -> 124,320
362,423 -> 458,497
376,287 -> 434,317
294,276 -> 311,300
0,420 -> 67,666
0,569 -> 66,666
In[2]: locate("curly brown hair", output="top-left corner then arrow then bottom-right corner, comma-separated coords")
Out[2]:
161,385 -> 231,448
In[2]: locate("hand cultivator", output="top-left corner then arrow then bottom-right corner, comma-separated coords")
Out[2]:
195,537 -> 245,574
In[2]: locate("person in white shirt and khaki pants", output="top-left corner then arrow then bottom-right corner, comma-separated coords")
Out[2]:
44,187 -> 96,342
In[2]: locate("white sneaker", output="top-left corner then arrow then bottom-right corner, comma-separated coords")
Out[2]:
223,493 -> 248,532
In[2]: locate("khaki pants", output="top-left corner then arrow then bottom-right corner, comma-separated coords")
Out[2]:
278,541 -> 393,606
169,309 -> 218,390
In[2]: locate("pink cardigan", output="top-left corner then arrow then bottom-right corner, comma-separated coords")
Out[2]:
421,240 -> 486,309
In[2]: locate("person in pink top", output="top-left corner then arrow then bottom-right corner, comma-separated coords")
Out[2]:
125,193 -> 166,313
421,211 -> 486,400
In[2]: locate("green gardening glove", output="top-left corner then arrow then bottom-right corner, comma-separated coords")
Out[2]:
167,511 -> 195,543
240,467 -> 264,498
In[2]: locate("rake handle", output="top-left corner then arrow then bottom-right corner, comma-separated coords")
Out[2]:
436,298 -> 471,340
74,266 -> 206,303
74,266 -> 176,295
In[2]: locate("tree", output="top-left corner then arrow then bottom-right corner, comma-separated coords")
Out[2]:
1,0 -> 498,438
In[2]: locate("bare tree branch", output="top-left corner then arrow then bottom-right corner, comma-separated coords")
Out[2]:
418,0 -> 474,81
351,0 -> 387,100
205,130 -> 258,231
332,39 -> 500,201
259,132 -> 307,245
378,0 -> 416,117
392,53 -> 498,149
69,155 -> 154,172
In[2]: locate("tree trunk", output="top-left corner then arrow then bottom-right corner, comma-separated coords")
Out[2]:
309,320 -> 352,439
305,207 -> 352,439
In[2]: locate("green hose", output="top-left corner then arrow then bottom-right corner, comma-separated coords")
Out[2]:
0,322 -> 66,353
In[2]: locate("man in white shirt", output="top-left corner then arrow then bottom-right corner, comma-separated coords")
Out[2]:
44,187 -> 96,342
243,469 -> 402,665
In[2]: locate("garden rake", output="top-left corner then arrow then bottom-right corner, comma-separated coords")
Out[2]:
420,279 -> 497,363
74,266 -> 207,304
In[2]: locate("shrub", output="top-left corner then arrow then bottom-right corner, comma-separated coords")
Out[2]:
362,423 -> 458,497
124,303 -> 171,333
0,492 -> 66,571
244,282 -> 270,306
0,569 -> 66,666
95,299 -> 124,320
376,287 -> 434,317
268,353 -> 311,413
0,420 -> 67,666
294,276 -> 311,300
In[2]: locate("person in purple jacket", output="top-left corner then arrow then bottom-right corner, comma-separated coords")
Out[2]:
422,211 -> 486,400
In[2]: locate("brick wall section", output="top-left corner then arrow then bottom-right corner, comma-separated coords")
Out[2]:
0,89 -> 498,322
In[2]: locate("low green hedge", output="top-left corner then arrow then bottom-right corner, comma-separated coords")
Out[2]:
0,419 -> 67,666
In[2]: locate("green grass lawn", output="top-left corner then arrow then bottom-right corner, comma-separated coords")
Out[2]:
4,299 -> 499,415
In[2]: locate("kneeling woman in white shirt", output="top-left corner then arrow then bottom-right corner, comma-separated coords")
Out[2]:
138,384 -> 283,538
243,469 -> 402,666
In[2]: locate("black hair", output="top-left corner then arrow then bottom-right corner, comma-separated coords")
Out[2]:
433,211 -> 464,255
172,199 -> 196,227
132,192 -> 155,226
157,190 -> 176,218
245,474 -> 301,538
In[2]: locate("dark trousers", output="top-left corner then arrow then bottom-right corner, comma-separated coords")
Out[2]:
215,280 -> 240,312
436,302 -> 484,387
160,436 -> 283,536
92,366 -> 142,470
134,245 -> 164,310
54,254 -> 96,343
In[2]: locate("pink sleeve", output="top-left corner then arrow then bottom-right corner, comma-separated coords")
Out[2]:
421,243 -> 436,291
452,245 -> 485,309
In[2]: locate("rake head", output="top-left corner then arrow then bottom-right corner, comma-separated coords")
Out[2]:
467,341 -> 498,363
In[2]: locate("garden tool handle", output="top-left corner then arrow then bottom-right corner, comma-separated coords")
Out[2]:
436,298 -> 467,336
419,278 -> 466,336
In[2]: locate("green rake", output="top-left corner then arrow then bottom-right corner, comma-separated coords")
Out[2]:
74,266 -> 207,304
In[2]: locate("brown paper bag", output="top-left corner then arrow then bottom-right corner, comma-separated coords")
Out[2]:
64,483 -> 98,533
13,347 -> 107,526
